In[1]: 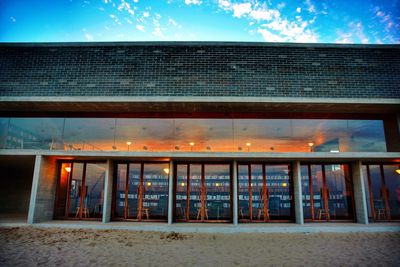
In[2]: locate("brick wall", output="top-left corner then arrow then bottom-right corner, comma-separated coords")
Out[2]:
0,43 -> 399,98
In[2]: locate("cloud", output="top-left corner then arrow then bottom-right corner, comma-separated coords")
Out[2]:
296,7 -> 301,13
143,11 -> 150,17
257,28 -> 286,42
335,32 -> 353,44
249,8 -> 280,21
10,16 -> 16,22
232,3 -> 252,18
85,33 -> 94,41
305,0 -> 316,13
218,0 -> 231,10
136,25 -> 145,32
185,0 -> 202,5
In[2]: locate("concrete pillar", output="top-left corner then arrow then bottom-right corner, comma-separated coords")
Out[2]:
28,155 -> 58,224
292,161 -> 304,224
168,160 -> 174,225
352,160 -> 368,224
232,160 -> 238,225
102,160 -> 113,223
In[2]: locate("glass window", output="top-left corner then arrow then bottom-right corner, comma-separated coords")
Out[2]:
7,118 -> 63,149
238,165 -> 250,220
0,118 -> 9,149
383,165 -> 400,220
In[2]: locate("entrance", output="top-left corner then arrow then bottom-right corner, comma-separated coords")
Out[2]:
238,164 -> 294,222
54,162 -> 106,220
363,164 -> 400,221
113,162 -> 170,221
175,163 -> 232,222
301,164 -> 355,222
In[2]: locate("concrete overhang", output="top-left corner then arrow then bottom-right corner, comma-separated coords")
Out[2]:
0,97 -> 399,115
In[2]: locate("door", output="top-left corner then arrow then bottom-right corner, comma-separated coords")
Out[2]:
175,163 -> 232,222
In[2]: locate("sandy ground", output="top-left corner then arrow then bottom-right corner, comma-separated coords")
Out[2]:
0,226 -> 399,267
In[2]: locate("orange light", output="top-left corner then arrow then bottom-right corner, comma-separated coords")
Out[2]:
146,182 -> 152,186
189,142 -> 195,146
395,168 -> 400,175
308,142 -> 314,147
216,182 -> 220,187
181,182 -> 185,187
126,141 -> 132,146
65,167 -> 71,173
163,168 -> 170,174
246,142 -> 251,147
282,182 -> 287,187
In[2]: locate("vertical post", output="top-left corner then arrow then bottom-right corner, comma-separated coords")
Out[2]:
102,160 -> 113,223
168,160 -> 174,225
27,155 -> 43,224
28,155 -> 58,224
292,161 -> 304,225
232,160 -> 238,225
352,160 -> 368,224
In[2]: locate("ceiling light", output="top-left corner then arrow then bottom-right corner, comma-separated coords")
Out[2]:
126,141 -> 132,146
189,142 -> 195,146
395,168 -> 400,175
163,168 -> 170,174
308,142 -> 314,147
65,167 -> 71,173
246,142 -> 251,146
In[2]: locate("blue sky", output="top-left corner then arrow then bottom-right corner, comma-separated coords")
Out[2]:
0,0 -> 399,43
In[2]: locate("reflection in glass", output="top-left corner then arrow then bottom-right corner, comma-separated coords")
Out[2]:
84,163 -> 106,218
189,165 -> 202,220
0,118 -> 9,148
63,118 -> 115,151
383,165 -> 400,220
1,117 -> 387,153
6,118 -> 63,149
127,164 -> 141,219
238,165 -> 250,220
115,164 -> 127,218
205,164 -> 231,220
301,164 -> 354,221
251,165 -> 263,220
142,163 -> 169,220
68,163 -> 84,217
176,165 -> 188,220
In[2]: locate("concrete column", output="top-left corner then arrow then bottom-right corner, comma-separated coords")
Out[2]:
28,155 -> 58,224
352,160 -> 368,224
292,161 -> 304,224
168,160 -> 174,225
102,160 -> 113,223
232,160 -> 238,225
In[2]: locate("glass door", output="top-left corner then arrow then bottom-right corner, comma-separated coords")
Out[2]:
301,164 -> 355,222
55,162 -> 106,220
113,162 -> 169,221
174,163 -> 232,222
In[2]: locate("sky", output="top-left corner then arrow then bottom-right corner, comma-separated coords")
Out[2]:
0,0 -> 399,44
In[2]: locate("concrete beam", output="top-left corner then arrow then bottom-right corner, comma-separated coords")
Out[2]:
28,155 -> 58,224
292,161 -> 304,224
168,160 -> 174,225
232,161 -> 238,225
352,161 -> 369,224
102,160 -> 113,223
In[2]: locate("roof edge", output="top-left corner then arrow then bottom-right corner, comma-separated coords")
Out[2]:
0,41 -> 399,49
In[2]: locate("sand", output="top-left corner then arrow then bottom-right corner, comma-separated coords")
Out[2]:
0,226 -> 399,267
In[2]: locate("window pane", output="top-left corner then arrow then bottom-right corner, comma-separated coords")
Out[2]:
115,164 -> 127,218
251,164 -> 263,221
142,163 -> 169,220
238,165 -> 250,220
0,118 -> 9,149
63,118 -> 115,151
7,118 -> 63,149
176,164 -> 188,220
265,164 -> 292,220
301,165 -> 312,220
383,165 -> 400,220
127,164 -> 141,219
189,164 -> 201,220
68,163 -> 84,216
204,164 -> 231,220
84,163 -> 106,218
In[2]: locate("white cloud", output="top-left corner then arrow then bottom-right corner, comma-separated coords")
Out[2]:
85,33 -> 94,41
296,7 -> 301,13
250,8 -> 280,21
185,0 -> 202,5
10,16 -> 16,22
152,27 -> 165,38
305,0 -> 316,13
257,29 -> 286,42
232,3 -> 252,18
136,25 -> 145,32
335,32 -> 353,44
143,11 -> 150,17
168,18 -> 178,27
218,0 -> 231,10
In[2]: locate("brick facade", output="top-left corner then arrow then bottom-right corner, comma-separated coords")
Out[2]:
0,42 -> 399,98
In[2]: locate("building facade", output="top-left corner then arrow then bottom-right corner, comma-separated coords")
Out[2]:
0,42 -> 399,225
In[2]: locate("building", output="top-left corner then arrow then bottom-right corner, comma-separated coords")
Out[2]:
0,42 -> 399,226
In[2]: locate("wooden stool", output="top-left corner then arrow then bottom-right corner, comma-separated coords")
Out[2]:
317,209 -> 330,220
196,207 -> 208,220
75,207 -> 90,218
375,209 -> 386,221
137,208 -> 150,220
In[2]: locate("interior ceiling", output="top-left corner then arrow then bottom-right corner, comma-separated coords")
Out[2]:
0,101 -> 399,115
